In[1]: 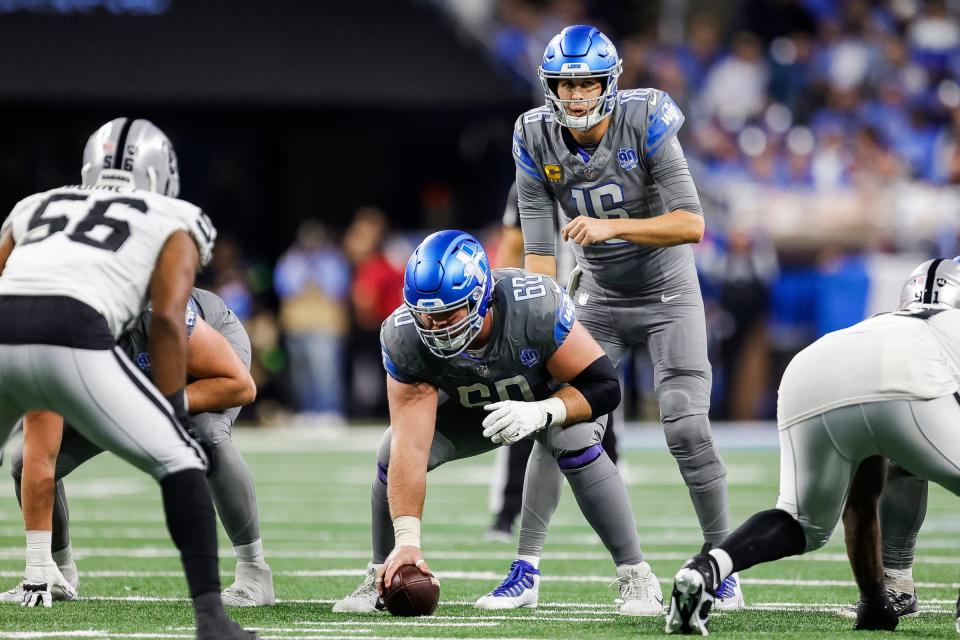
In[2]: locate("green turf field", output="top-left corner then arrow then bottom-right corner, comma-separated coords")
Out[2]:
0,426 -> 957,638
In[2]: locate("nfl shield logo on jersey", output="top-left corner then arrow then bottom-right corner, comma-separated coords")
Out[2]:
583,166 -> 600,181
617,147 -> 639,171
520,348 -> 539,367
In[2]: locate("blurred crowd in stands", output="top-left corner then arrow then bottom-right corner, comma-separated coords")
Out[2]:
202,0 -> 960,424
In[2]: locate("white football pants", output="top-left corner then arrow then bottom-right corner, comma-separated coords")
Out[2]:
0,344 -> 205,479
776,394 -> 960,551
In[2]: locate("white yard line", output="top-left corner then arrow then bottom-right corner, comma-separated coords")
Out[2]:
0,546 -> 956,566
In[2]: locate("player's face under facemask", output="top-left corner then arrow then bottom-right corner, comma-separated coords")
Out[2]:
555,78 -> 604,118
408,290 -> 485,359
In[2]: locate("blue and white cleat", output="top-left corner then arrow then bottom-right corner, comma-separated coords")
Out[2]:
666,553 -> 717,635
474,560 -> 540,610
713,572 -> 744,611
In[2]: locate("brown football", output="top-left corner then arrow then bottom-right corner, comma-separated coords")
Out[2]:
383,564 -> 440,616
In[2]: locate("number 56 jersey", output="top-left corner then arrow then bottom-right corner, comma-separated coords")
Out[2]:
0,183 -> 216,338
380,269 -> 576,409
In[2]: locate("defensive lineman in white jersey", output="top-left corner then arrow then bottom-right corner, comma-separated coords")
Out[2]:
668,259 -> 960,635
0,118 -> 256,639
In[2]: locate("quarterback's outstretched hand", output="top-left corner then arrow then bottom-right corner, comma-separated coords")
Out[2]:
562,216 -> 618,246
482,398 -> 565,445
377,546 -> 432,596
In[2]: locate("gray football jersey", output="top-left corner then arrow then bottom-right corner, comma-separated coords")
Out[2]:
121,287 -> 252,376
380,268 -> 576,409
513,88 -> 703,294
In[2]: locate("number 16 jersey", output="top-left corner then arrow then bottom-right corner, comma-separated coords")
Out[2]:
514,88 -> 703,295
380,268 -> 576,410
0,183 -> 216,338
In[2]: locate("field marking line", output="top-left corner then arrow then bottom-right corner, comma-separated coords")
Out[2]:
9,568 -> 955,588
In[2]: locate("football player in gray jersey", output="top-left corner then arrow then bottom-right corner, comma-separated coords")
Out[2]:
334,230 -> 664,616
2,288 -> 274,607
495,24 -> 742,611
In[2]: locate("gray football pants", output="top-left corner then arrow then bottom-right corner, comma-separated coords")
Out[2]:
518,268 -> 729,557
0,344 -> 206,481
371,403 -> 643,567
8,406 -> 262,552
776,396 -> 960,551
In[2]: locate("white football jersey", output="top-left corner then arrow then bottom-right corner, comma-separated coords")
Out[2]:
0,183 -> 216,338
778,308 -> 960,428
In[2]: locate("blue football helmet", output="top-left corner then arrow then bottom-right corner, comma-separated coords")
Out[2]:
539,25 -> 622,130
403,230 -> 492,359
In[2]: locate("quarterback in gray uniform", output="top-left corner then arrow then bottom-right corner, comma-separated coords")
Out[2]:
667,259 -> 960,636
334,230 -> 663,616
2,288 -> 274,607
492,24 -> 741,611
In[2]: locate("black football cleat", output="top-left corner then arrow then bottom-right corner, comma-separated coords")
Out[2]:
666,550 -> 719,636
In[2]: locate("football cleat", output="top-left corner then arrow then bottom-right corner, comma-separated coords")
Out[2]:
332,562 -> 385,613
7,562 -> 78,608
666,553 -> 718,635
713,572 -> 745,611
222,561 -> 276,607
474,560 -> 540,610
839,587 -> 919,619
612,561 -> 663,616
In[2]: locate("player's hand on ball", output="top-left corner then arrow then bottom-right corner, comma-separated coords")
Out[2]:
482,400 -> 548,445
378,546 -> 432,597
562,216 -> 617,246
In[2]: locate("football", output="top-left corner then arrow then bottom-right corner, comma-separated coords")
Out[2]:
382,564 -> 440,616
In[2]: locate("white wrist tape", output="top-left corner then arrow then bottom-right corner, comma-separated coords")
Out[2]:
393,515 -> 421,548
541,397 -> 568,427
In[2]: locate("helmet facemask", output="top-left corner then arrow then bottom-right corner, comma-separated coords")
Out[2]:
540,61 -> 622,130
406,279 -> 489,359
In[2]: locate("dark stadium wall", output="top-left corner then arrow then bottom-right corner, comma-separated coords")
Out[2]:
0,0 -> 529,258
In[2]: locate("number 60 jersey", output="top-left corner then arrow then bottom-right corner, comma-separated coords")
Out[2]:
0,182 -> 216,338
380,269 -> 576,409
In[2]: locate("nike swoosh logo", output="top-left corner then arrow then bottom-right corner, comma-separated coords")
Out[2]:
661,294 -> 680,303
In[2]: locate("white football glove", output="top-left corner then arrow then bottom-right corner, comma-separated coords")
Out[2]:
482,398 -> 567,445
20,561 -> 76,608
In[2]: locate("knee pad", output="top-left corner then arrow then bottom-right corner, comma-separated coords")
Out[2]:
557,443 -> 603,471
657,370 -> 710,423
663,415 -> 726,491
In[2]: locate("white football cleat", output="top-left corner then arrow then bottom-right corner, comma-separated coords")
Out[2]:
713,572 -> 745,611
613,561 -> 663,616
474,560 -> 540,610
7,562 -> 78,608
332,562 -> 385,613
222,561 -> 276,607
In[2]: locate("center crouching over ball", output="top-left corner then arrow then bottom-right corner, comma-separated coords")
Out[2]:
383,565 -> 440,617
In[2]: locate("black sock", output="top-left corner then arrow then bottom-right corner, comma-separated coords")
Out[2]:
721,508 -> 807,573
161,469 -> 220,598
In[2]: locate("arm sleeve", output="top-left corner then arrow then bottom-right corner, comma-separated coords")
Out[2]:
649,137 -> 703,215
512,119 -> 557,257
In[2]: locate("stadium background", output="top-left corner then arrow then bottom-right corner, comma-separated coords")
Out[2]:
0,0 -> 959,427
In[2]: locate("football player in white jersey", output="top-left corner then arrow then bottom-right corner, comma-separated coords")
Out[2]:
667,259 -> 960,636
0,118 -> 256,639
